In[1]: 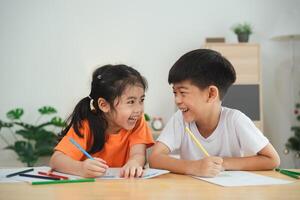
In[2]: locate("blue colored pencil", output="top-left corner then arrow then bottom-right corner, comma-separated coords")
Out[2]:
69,138 -> 94,160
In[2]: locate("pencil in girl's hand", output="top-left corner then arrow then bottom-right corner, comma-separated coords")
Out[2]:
185,127 -> 210,157
69,137 -> 94,160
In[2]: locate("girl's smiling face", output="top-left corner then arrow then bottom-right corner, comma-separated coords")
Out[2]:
105,84 -> 145,134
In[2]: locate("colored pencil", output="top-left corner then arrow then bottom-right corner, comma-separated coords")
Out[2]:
69,138 -> 94,160
19,173 -> 60,180
38,171 -> 69,180
32,178 -> 95,185
275,168 -> 300,179
6,168 -> 34,178
185,127 -> 210,156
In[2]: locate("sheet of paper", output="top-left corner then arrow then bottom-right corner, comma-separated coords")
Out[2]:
0,167 -> 169,183
0,166 -> 80,183
99,168 -> 170,179
192,171 -> 293,187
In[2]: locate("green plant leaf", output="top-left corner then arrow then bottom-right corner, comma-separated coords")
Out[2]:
6,108 -> 24,120
5,141 -> 38,167
14,122 -> 36,130
0,120 -> 13,129
15,129 -> 36,140
287,137 -> 300,151
38,106 -> 57,115
51,117 -> 66,127
35,130 -> 57,156
144,113 -> 151,122
231,22 -> 253,35
296,103 -> 300,109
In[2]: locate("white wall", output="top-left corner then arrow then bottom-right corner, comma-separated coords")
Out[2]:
0,0 -> 299,167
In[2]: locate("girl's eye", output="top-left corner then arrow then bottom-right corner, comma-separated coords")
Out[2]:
128,100 -> 135,104
140,98 -> 145,103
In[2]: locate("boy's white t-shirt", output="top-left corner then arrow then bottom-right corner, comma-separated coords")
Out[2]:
157,107 -> 269,160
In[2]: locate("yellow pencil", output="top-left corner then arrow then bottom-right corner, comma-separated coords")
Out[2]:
185,127 -> 210,157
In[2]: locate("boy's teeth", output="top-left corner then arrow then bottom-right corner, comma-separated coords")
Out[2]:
181,108 -> 188,112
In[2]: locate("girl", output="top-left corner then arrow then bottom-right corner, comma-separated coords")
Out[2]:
50,64 -> 154,178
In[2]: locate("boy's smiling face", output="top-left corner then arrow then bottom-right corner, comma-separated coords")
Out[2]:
172,80 -> 211,123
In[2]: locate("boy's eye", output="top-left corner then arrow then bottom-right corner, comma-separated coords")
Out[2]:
140,98 -> 145,103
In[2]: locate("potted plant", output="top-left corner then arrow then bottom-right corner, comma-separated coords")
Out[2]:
231,22 -> 253,43
0,106 -> 66,167
284,101 -> 300,167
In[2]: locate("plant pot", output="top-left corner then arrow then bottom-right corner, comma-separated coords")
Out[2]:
237,33 -> 249,43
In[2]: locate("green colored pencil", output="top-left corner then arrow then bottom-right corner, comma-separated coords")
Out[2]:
32,178 -> 95,185
275,168 -> 299,179
279,169 -> 300,176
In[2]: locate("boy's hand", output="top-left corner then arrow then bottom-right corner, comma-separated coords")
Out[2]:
80,157 -> 108,178
187,156 -> 223,177
120,159 -> 144,178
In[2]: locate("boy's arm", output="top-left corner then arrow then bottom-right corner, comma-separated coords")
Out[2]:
222,143 -> 280,170
149,142 -> 223,177
149,142 -> 190,174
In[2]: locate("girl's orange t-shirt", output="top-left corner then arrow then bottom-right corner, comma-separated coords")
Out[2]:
54,116 -> 154,167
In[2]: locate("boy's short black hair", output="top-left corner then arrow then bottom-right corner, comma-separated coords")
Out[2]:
168,49 -> 236,100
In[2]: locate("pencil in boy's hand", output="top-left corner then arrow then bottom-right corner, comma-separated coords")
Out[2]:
185,127 -> 210,157
69,137 -> 94,160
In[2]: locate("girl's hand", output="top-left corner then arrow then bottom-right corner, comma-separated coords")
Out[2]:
80,157 -> 109,178
120,160 -> 144,178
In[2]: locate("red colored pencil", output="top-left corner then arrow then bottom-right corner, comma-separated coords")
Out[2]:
38,171 -> 69,180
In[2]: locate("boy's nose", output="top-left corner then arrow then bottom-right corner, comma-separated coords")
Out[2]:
175,96 -> 182,105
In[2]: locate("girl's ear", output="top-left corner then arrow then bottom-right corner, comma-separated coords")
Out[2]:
207,85 -> 219,103
98,98 -> 110,113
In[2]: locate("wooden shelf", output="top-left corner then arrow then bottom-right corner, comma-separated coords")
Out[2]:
203,43 -> 263,131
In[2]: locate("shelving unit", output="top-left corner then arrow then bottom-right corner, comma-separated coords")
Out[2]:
203,43 -> 263,131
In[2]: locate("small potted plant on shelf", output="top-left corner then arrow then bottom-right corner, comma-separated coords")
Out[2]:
231,22 -> 253,43
0,106 -> 66,167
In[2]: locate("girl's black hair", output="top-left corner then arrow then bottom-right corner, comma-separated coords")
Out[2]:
59,64 -> 148,154
168,49 -> 236,100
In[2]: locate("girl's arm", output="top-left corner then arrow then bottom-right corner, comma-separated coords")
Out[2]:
120,144 -> 146,178
222,143 -> 280,170
49,151 -> 108,178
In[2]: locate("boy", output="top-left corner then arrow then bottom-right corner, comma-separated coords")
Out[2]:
149,49 -> 280,177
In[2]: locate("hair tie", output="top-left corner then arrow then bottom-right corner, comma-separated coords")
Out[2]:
88,96 -> 96,112
97,75 -> 102,80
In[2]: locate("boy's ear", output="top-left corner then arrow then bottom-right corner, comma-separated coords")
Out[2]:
97,98 -> 110,113
207,86 -> 219,102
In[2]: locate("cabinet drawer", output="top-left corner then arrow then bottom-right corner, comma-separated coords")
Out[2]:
204,44 -> 260,84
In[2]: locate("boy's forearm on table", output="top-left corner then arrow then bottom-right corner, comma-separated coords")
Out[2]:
149,154 -> 191,174
223,155 -> 279,171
